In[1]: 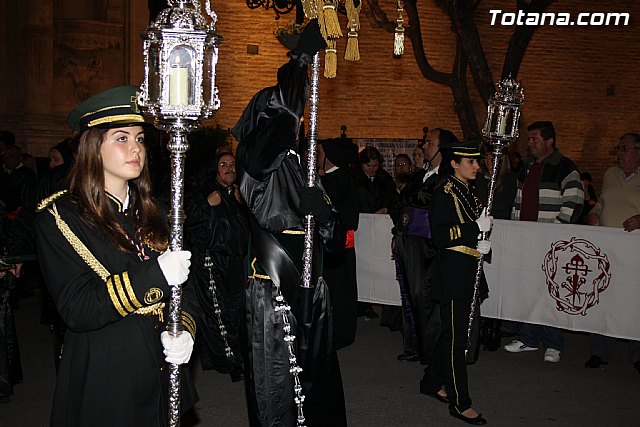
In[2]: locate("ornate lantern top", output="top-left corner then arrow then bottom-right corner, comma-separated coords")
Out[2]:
139,0 -> 222,131
153,0 -> 218,31
482,76 -> 525,142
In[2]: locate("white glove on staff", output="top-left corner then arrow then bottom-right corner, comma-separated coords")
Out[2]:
477,240 -> 491,255
475,208 -> 493,232
161,331 -> 194,365
157,250 -> 191,287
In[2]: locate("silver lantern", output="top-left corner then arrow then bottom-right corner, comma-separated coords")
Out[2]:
138,1 -> 221,425
466,77 -> 524,357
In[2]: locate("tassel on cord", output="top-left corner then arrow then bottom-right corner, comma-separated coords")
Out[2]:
324,39 -> 337,78
317,0 -> 342,40
301,0 -> 318,19
344,0 -> 361,61
393,0 -> 405,56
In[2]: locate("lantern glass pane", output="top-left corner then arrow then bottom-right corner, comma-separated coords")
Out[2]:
168,46 -> 195,106
148,43 -> 161,103
203,46 -> 214,106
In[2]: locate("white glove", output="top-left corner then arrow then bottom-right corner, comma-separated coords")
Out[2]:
477,240 -> 491,255
475,208 -> 493,232
157,250 -> 191,287
161,331 -> 194,365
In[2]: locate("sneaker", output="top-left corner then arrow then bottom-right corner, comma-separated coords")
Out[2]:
544,348 -> 561,363
504,340 -> 538,353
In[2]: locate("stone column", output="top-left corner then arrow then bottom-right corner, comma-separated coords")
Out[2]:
21,0 -> 59,154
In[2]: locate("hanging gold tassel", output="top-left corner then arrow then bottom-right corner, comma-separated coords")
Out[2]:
301,0 -> 318,19
344,0 -> 361,61
324,39 -> 337,78
345,31 -> 360,61
317,0 -> 342,40
393,0 -> 405,56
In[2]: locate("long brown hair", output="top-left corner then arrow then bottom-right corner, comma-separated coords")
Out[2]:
68,127 -> 169,252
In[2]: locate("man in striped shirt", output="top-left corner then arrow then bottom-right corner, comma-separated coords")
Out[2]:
504,120 -> 584,363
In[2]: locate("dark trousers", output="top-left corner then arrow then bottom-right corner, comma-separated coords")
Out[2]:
423,299 -> 473,412
589,334 -> 640,364
324,248 -> 358,350
396,233 -> 440,363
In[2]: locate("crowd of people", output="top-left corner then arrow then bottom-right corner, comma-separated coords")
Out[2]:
1,18 -> 640,427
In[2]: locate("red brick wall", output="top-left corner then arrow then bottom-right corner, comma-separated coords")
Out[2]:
209,0 -> 640,191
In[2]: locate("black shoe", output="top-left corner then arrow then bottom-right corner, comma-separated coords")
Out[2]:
397,352 -> 420,362
449,408 -> 487,425
585,355 -> 608,368
359,309 -> 379,320
633,361 -> 640,375
419,388 -> 448,404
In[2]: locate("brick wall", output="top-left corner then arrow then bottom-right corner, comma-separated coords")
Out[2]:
210,0 -> 640,191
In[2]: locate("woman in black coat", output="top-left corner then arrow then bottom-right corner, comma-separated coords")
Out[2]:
35,86 -> 199,426
421,140 -> 492,425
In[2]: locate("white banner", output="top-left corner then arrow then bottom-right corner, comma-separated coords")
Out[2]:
355,216 -> 640,341
355,214 -> 400,306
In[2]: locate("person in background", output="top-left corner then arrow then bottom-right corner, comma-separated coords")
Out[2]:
412,142 -> 426,173
504,120 -> 584,363
185,151 -> 249,382
579,172 -> 598,224
473,142 -> 518,350
585,133 -> 640,374
317,138 -> 360,349
394,154 -> 413,179
355,146 -> 398,215
390,128 -> 458,364
354,146 -> 397,321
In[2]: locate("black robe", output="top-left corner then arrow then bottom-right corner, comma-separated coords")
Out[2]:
185,177 -> 250,374
321,167 -> 359,350
35,191 -> 199,426
233,56 -> 347,426
388,168 -> 441,363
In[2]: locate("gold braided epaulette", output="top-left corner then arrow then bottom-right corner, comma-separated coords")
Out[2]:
36,190 -> 69,212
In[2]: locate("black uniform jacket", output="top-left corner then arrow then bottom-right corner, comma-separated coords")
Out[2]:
35,190 -> 198,427
430,176 -> 488,301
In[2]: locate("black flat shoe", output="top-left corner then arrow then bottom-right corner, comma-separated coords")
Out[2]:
584,355 -> 608,368
397,352 -> 420,362
420,389 -> 448,404
449,408 -> 487,425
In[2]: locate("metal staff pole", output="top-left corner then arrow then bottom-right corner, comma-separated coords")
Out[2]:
138,2 -> 222,424
166,129 -> 189,424
465,77 -> 524,356
301,52 -> 321,290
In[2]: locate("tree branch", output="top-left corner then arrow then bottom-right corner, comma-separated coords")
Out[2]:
502,0 -> 554,79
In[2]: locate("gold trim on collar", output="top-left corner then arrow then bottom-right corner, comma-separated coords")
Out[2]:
106,193 -> 124,212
